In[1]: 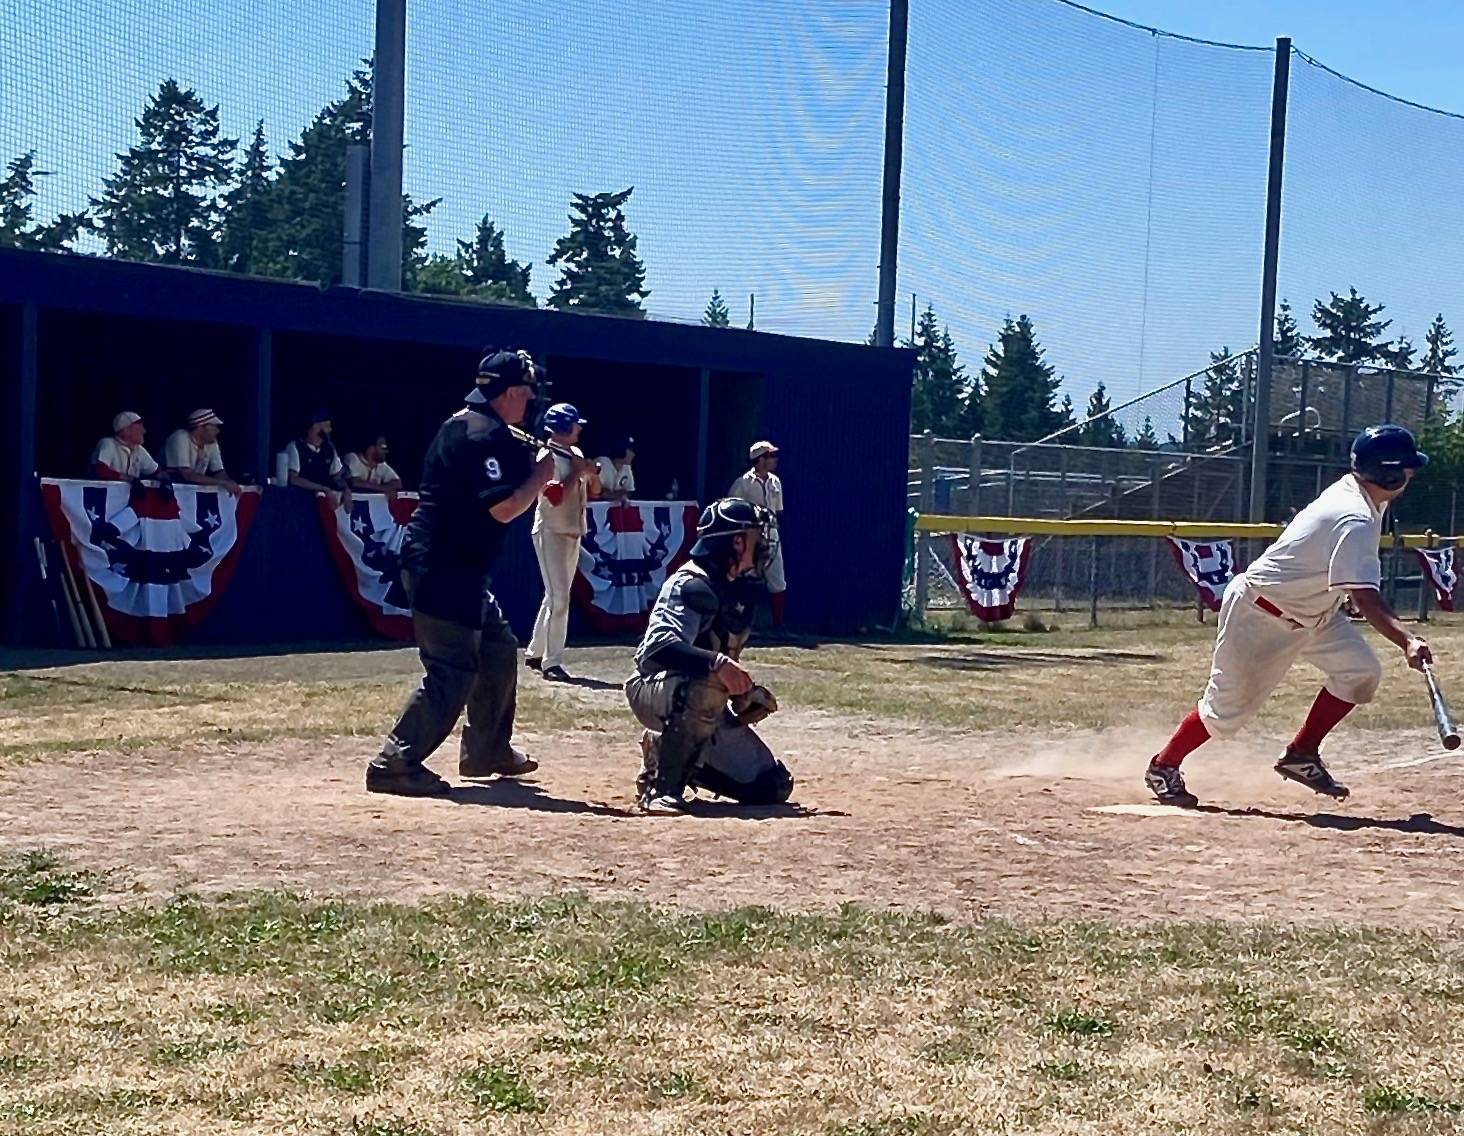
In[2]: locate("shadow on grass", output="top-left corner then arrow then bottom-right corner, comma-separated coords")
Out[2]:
1196,804 -> 1464,838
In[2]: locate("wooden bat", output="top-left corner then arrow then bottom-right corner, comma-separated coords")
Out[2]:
34,537 -> 69,647
1423,661 -> 1461,751
54,542 -> 96,649
78,567 -> 113,649
505,422 -> 578,461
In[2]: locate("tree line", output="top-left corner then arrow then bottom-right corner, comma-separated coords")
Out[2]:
904,288 -> 1460,447
0,69 -> 655,317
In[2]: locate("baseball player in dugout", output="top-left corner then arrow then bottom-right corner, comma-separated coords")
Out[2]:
367,349 -> 591,797
1146,424 -> 1434,808
625,498 -> 795,814
728,440 -> 786,626
527,402 -> 593,683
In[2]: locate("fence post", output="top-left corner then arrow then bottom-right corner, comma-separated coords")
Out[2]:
1054,536 -> 1064,613
1418,531 -> 1434,623
873,0 -> 909,348
1248,37 -> 1292,524
914,430 -> 934,620
1147,457 -> 1161,608
1088,534 -> 1100,629
367,0 -> 406,291
967,434 -> 982,516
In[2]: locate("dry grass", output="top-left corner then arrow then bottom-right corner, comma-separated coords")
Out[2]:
3,851 -> 1464,1135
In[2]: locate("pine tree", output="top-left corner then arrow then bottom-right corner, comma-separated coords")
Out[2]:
1423,314 -> 1457,375
218,121 -> 273,274
703,288 -> 730,327
1382,336 -> 1416,372
457,213 -> 533,302
980,315 -> 1065,441
1059,393 -> 1075,428
1184,347 -> 1246,449
1077,382 -> 1126,447
0,151 -> 86,250
252,62 -> 433,287
907,306 -> 967,434
1134,415 -> 1160,449
1308,287 -> 1391,364
1274,298 -> 1302,357
546,187 -> 649,316
91,79 -> 237,265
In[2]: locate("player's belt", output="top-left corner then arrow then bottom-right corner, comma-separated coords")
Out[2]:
1253,594 -> 1305,629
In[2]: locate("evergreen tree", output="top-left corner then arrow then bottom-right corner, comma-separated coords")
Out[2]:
218,121 -> 273,274
1134,415 -> 1160,449
1382,336 -> 1416,372
703,288 -> 731,328
1076,381 -> 1126,448
91,79 -> 237,265
0,151 -> 86,250
1307,287 -> 1391,363
907,306 -> 967,434
546,187 -> 649,316
1274,298 -> 1302,357
980,315 -> 1065,441
1184,347 -> 1246,449
1423,314 -> 1458,375
455,213 -> 533,303
1059,393 -> 1075,428
252,62 -> 433,286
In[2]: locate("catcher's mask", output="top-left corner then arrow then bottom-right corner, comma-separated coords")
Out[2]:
691,498 -> 773,575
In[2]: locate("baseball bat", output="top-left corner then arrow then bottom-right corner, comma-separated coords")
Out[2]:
1423,661 -> 1461,751
505,422 -> 578,461
55,542 -> 97,650
33,537 -> 69,647
79,567 -> 113,649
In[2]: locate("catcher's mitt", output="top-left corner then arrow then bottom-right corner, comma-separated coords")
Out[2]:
730,684 -> 778,727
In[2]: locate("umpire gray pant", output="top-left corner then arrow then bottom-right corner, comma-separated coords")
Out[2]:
376,590 -> 519,772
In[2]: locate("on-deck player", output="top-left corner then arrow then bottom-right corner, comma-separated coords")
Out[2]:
1145,424 -> 1434,807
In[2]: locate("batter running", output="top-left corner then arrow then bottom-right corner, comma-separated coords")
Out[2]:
1146,424 -> 1434,807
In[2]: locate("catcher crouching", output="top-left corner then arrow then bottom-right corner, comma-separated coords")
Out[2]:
624,498 -> 794,814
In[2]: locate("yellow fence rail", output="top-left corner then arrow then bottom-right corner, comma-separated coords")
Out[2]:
914,514 -> 1452,549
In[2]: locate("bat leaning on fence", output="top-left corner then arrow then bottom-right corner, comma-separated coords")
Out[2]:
1422,661 -> 1461,751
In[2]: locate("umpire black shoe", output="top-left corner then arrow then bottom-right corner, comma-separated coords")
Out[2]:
1144,760 -> 1198,808
366,762 -> 451,797
459,747 -> 539,778
1274,747 -> 1350,800
542,665 -> 572,683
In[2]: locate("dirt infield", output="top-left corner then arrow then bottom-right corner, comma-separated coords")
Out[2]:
5,643 -> 1463,929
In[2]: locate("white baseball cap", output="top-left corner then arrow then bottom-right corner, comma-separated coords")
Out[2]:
749,440 -> 779,460
187,408 -> 223,429
112,411 -> 142,432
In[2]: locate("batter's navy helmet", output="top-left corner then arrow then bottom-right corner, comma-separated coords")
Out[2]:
542,403 -> 585,434
1351,424 -> 1428,490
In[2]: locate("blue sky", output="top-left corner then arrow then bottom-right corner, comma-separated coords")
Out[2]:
4,0 -> 1463,411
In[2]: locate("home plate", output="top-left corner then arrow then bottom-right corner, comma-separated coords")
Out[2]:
1090,803 -> 1204,818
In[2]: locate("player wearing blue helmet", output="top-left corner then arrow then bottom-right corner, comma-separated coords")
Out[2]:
527,402 -> 593,682
1145,424 -> 1434,809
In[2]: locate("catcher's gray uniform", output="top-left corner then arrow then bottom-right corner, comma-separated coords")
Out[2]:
625,562 -> 792,804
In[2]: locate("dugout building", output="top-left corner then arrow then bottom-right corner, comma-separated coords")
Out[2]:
0,248 -> 913,647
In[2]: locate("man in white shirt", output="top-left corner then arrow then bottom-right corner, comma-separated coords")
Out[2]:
1146,424 -> 1434,808
528,404 -> 594,682
92,411 -> 162,481
345,434 -> 404,497
593,436 -> 636,503
728,440 -> 787,626
163,408 -> 240,495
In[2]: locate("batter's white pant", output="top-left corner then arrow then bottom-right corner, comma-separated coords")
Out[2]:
762,538 -> 786,594
1198,575 -> 1383,739
528,529 -> 581,670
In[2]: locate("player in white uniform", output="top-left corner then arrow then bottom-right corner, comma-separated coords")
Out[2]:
1146,425 -> 1434,807
728,440 -> 786,626
527,403 -> 593,682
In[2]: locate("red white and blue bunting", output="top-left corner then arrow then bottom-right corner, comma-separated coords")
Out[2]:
1166,536 -> 1235,612
319,492 -> 420,640
948,534 -> 1032,622
573,501 -> 700,633
40,479 -> 261,646
1415,547 -> 1458,612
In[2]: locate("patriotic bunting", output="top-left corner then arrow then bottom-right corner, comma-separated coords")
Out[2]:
40,479 -> 260,646
1166,537 -> 1234,612
948,534 -> 1032,622
318,492 -> 421,639
573,502 -> 700,633
1415,547 -> 1458,612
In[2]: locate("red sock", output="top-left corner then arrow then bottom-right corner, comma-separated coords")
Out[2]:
1290,689 -> 1354,754
769,591 -> 786,627
1153,708 -> 1210,768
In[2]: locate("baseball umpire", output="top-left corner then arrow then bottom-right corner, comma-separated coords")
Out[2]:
367,349 -> 589,797
1145,424 -> 1434,808
625,498 -> 794,814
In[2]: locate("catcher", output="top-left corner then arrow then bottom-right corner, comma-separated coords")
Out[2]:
625,498 -> 795,814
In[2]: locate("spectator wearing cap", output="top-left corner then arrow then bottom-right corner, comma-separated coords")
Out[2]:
92,411 -> 162,482
728,440 -> 787,626
345,434 -> 404,498
527,403 -> 592,682
286,408 -> 351,511
593,436 -> 636,503
164,409 -> 241,496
